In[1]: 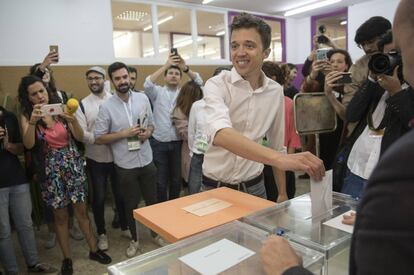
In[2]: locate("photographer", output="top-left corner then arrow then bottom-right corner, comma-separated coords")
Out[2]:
334,30 -> 414,198
144,51 -> 203,202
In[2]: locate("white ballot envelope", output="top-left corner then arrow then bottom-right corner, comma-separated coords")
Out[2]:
311,170 -> 333,216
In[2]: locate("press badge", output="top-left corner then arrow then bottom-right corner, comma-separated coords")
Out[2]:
127,136 -> 140,151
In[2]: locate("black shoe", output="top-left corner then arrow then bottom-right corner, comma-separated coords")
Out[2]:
111,212 -> 120,229
89,249 -> 112,264
61,258 -> 73,275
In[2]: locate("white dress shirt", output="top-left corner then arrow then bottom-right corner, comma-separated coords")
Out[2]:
94,91 -> 154,169
76,91 -> 113,163
144,73 -> 203,142
188,99 -> 207,155
203,68 -> 286,184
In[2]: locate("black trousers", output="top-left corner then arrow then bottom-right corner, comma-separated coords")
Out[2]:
115,162 -> 157,241
263,165 -> 296,202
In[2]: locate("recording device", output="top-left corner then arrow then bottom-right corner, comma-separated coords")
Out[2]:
41,104 -> 64,116
49,45 -> 59,62
170,48 -> 178,56
317,25 -> 329,44
334,72 -> 352,85
368,50 -> 402,76
316,48 -> 331,60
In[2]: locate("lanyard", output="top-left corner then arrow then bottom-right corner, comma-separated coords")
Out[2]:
122,93 -> 134,127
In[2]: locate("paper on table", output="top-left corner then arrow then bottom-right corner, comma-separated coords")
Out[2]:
179,238 -> 255,275
311,169 -> 333,217
182,198 -> 232,217
323,210 -> 355,233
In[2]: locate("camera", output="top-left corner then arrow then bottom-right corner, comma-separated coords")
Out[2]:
368,50 -> 402,76
317,25 -> 329,45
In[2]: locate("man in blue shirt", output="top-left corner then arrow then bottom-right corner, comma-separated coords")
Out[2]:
144,53 -> 203,202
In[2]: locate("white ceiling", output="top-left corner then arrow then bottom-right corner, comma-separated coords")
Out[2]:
171,0 -> 370,17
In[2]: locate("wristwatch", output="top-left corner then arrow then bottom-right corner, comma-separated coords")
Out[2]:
183,65 -> 190,73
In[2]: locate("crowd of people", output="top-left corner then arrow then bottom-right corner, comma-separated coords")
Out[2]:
1,1 -> 414,274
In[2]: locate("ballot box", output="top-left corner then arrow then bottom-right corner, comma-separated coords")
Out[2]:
108,220 -> 325,275
243,192 -> 359,275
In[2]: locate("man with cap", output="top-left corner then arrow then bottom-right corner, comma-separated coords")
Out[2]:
76,66 -> 128,251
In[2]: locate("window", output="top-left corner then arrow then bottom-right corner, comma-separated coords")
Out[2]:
112,2 -> 153,58
196,11 -> 225,60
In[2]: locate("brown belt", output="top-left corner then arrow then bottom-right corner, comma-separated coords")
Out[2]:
202,173 -> 263,191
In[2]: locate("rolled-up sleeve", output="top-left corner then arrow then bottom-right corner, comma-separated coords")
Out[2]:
203,78 -> 232,144
192,72 -> 203,86
267,88 -> 286,153
143,76 -> 159,103
94,104 -> 111,139
75,108 -> 94,144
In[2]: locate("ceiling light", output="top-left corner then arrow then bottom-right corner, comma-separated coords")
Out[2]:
284,0 -> 342,16
202,0 -> 214,4
116,11 -> 148,21
143,15 -> 173,31
143,47 -> 169,57
174,37 -> 203,48
216,31 -> 225,36
340,20 -> 347,25
331,36 -> 346,41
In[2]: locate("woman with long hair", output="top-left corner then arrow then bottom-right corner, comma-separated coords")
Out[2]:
18,75 -> 111,275
172,81 -> 203,186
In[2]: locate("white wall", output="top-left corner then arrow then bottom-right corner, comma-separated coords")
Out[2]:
284,0 -> 399,64
0,0 -> 114,65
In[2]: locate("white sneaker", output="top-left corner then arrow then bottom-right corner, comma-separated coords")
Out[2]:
126,240 -> 139,258
153,235 -> 168,247
44,232 -> 56,249
121,229 -> 132,239
97,234 -> 109,251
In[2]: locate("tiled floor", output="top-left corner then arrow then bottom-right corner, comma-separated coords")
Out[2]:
7,176 -> 310,275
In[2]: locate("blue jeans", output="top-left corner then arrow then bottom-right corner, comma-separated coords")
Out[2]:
341,168 -> 367,199
0,184 -> 38,274
87,158 -> 127,234
201,178 -> 267,199
150,138 -> 182,202
188,153 -> 204,194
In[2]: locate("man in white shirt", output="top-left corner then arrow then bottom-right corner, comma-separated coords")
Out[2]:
76,67 -> 128,251
95,62 -> 158,257
203,13 -> 324,201
144,53 -> 203,202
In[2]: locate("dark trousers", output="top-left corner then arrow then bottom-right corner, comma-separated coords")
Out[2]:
263,165 -> 296,202
87,158 -> 127,235
115,162 -> 157,241
150,138 -> 182,202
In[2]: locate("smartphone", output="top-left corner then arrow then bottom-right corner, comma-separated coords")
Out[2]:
49,45 -> 59,62
316,48 -> 331,60
41,104 -> 64,116
334,72 -> 353,85
170,48 -> 178,56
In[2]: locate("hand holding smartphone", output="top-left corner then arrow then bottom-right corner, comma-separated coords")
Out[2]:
41,103 -> 64,116
316,48 -> 331,61
49,45 -> 59,63
170,48 -> 178,56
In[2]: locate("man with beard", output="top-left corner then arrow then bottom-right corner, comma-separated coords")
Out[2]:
94,62 -> 158,258
144,53 -> 203,202
76,66 -> 128,252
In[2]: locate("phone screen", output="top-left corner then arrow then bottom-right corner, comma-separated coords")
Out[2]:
49,45 -> 59,62
335,73 -> 352,84
170,48 -> 178,56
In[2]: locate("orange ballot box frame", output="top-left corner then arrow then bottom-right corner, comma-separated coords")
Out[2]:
133,187 -> 275,243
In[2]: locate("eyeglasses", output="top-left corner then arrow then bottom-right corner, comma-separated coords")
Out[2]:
87,76 -> 104,82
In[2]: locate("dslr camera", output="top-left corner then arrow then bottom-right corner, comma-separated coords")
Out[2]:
368,50 -> 402,76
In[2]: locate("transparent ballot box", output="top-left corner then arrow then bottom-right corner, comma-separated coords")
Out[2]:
108,220 -> 325,275
243,192 -> 359,275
